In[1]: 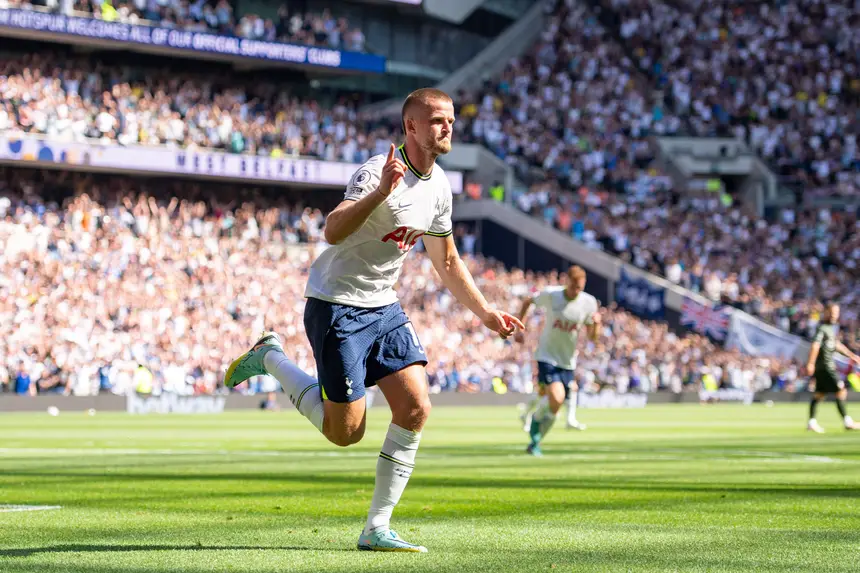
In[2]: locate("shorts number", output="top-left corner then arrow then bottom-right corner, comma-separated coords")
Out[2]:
405,323 -> 425,355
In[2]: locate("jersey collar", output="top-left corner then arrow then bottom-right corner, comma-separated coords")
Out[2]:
398,144 -> 432,181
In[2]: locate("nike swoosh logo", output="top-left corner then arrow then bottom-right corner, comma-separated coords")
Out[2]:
391,202 -> 412,216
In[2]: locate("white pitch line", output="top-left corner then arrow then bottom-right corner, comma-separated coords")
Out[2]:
0,505 -> 62,513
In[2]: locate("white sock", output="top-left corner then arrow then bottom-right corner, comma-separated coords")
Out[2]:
535,400 -> 557,437
845,415 -> 854,425
364,423 -> 421,534
263,349 -> 324,433
809,418 -> 818,425
526,394 -> 541,414
566,393 -> 578,425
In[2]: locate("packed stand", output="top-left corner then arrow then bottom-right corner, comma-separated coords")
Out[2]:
455,0 -> 680,194
0,171 -> 813,397
4,0 -> 366,52
602,0 -> 859,199
516,180 -> 860,347
0,52 -> 393,163
454,0 -> 858,345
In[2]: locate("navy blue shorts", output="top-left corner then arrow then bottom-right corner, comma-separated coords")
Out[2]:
304,298 -> 428,403
537,361 -> 575,399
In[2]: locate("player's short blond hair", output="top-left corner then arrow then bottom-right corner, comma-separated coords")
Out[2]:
401,88 -> 453,133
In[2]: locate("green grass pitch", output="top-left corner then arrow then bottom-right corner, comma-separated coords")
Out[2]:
1,404 -> 858,572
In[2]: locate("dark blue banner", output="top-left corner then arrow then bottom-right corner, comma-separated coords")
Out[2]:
0,9 -> 385,74
615,268 -> 665,320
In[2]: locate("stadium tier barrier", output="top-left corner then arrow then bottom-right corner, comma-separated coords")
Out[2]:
1,391 -> 858,414
0,133 -> 465,193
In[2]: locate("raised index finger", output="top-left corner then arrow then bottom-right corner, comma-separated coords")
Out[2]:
505,314 -> 526,331
386,143 -> 396,163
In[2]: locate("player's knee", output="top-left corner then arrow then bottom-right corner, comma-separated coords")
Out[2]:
324,419 -> 365,447
410,397 -> 432,428
327,427 -> 365,447
546,385 -> 565,408
394,398 -> 431,431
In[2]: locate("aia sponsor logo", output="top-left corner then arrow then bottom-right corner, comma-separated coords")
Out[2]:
382,226 -> 424,251
552,319 -> 580,333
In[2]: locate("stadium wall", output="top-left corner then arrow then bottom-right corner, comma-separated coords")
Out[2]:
2,392 -> 857,413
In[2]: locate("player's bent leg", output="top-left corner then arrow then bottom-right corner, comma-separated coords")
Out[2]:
835,388 -> 858,430
808,392 -> 826,433
528,381 -> 565,455
323,398 -> 367,447
378,363 -> 432,431
565,382 -> 586,431
359,363 -> 429,553
224,332 -> 326,433
520,389 -> 542,432
545,382 -> 565,414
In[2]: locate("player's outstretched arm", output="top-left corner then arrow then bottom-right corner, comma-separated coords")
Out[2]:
424,234 -> 524,339
324,144 -> 405,245
835,340 -> 860,365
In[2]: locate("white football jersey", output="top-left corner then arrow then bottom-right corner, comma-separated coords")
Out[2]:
533,287 -> 599,370
305,146 -> 453,308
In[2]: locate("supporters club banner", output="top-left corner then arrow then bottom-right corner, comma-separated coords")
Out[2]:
0,136 -> 464,192
614,268 -> 665,320
725,312 -> 801,360
680,297 -> 731,342
0,9 -> 385,73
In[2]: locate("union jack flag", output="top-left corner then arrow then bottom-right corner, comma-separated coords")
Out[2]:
681,298 -> 731,341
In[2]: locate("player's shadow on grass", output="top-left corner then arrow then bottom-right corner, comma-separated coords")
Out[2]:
0,544 -> 353,557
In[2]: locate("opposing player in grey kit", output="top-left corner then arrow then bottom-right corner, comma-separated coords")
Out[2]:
224,88 -> 524,552
805,303 -> 860,433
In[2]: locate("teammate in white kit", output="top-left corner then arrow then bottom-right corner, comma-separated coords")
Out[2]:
515,266 -> 600,456
223,88 -> 524,552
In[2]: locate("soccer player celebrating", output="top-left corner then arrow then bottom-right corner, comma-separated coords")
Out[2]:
223,88 -> 524,552
805,303 -> 860,433
515,266 -> 600,455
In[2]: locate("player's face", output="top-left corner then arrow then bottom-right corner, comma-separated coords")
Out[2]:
567,276 -> 586,298
418,99 -> 455,156
826,305 -> 840,323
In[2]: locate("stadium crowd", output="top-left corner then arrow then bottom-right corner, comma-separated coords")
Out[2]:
0,52 -> 392,163
600,0 -> 859,200
4,0 -> 366,52
0,172 -> 807,398
1,0 -> 857,398
456,0 -> 679,195
451,0 -> 858,342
